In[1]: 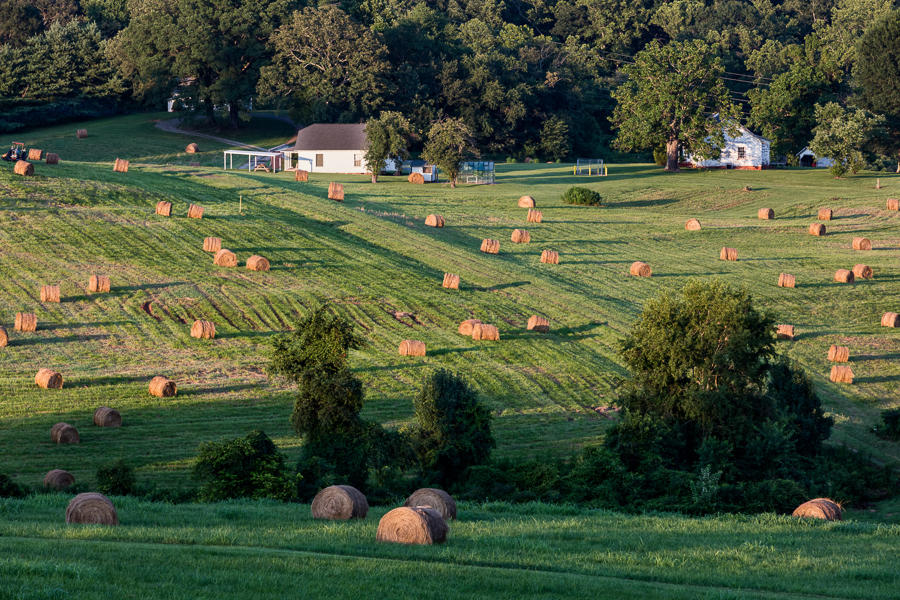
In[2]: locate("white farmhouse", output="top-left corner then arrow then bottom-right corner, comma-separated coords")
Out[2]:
796,146 -> 834,168
686,123 -> 771,170
281,123 -> 396,174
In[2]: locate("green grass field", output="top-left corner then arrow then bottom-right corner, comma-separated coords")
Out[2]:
1,113 -> 899,510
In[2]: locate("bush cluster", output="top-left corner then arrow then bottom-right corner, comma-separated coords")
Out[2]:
562,186 -> 602,206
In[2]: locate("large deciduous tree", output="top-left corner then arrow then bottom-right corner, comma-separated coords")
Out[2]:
422,117 -> 478,187
610,39 -> 738,171
364,111 -> 413,183
810,101 -> 884,177
854,9 -> 900,171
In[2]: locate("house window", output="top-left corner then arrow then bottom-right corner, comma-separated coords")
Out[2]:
353,154 -> 361,167
315,153 -> 323,167
737,146 -> 746,159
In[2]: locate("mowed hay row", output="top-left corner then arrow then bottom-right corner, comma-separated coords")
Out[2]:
149,376 -> 176,397
809,223 -> 826,236
629,261 -> 651,277
93,406 -> 122,428
376,506 -> 448,545
246,255 -> 270,272
185,143 -> 200,154
66,493 -> 118,526
404,488 -> 457,520
50,422 -> 79,444
295,169 -> 309,182
852,237 -> 871,250
311,485 -> 368,520
518,195 -> 535,208
511,229 -> 530,243
792,498 -> 842,521
472,323 -> 500,341
540,249 -> 559,264
852,264 -> 873,280
88,274 -> 110,293
425,214 -> 444,227
43,469 -> 75,491
834,269 -> 854,284
187,204 -> 204,219
190,320 -> 216,339
458,319 -> 481,336
155,201 -> 172,217
213,249 -> 237,267
830,365 -> 854,384
526,209 -> 543,223
27,148 -> 42,160
15,312 -> 37,332
757,207 -> 774,220
14,160 -> 34,176
408,172 -> 425,184
827,345 -> 850,363
35,368 -> 63,389
527,315 -> 550,332
685,218 -> 701,231
719,247 -> 738,261
76,129 -> 88,139
328,182 -> 344,201
203,237 -> 222,252
881,312 -> 900,328
40,284 -> 61,303
778,273 -> 796,288
113,158 -> 129,173
817,208 -> 833,220
45,153 -> 59,165
0,326 -> 7,348
480,239 -> 499,254
776,324 -> 795,340
442,273 -> 460,289
886,198 -> 899,211
398,339 -> 426,356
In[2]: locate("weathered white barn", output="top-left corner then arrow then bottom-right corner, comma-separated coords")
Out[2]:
281,123 -> 396,174
797,146 -> 834,168
686,123 -> 771,169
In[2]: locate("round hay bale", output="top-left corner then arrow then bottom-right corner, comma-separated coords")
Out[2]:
203,237 -> 222,253
27,148 -> 42,161
14,160 -> 34,176
376,506 -> 448,545
36,368 -> 63,390
246,255 -> 270,272
45,153 -> 59,165
295,169 -> 309,182
113,158 -> 129,173
40,284 -> 61,303
149,376 -> 176,397
472,323 -> 499,341
809,223 -> 826,236
458,319 -> 481,335
43,469 -> 75,490
15,312 -> 37,332
425,214 -> 444,227
881,312 -> 899,328
213,249 -> 237,267
511,229 -> 530,244
817,208 -> 833,220
518,196 -> 535,208
540,249 -> 559,264
404,488 -> 457,520
852,237 -> 871,250
629,261 -> 651,277
76,129 -> 88,139
527,315 -> 550,332
778,273 -> 796,288
399,339 -> 426,356
88,275 -> 110,293
719,247 -> 738,261
187,204 -> 204,219
886,198 -> 899,211
480,239 -> 500,254
442,273 -> 460,289
776,324 -> 795,340
311,485 -> 368,520
408,172 -> 425,184
93,406 -> 122,428
185,143 -> 200,154
827,345 -> 850,363
830,365 -> 854,384
0,326 -> 7,348
66,493 -> 118,526
792,498 -> 842,521
328,182 -> 344,201
190,320 -> 216,339
757,208 -> 774,220
834,269 -> 854,283
526,209 -> 543,223
685,218 -> 701,231
156,201 -> 172,217
50,422 -> 78,444
852,264 -> 873,280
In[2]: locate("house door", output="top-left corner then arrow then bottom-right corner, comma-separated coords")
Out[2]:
315,154 -> 323,168
800,154 -> 814,167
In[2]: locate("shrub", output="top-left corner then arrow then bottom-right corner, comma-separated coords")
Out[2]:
562,186 -> 602,206
96,460 -> 136,496
874,408 -> 900,441
194,430 -> 294,502
652,146 -> 667,166
0,473 -> 26,498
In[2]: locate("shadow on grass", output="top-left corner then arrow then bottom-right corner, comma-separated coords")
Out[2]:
12,334 -> 109,346
428,346 -> 480,356
469,280 -> 531,292
179,382 -> 263,396
856,375 -> 900,384
555,320 -> 607,336
113,282 -> 189,293
612,197 -> 679,209
216,330 -> 283,340
797,330 -> 838,340
50,321 -> 129,330
853,352 -> 900,362
66,374 -> 152,387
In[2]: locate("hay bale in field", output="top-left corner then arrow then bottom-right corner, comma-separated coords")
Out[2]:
719,247 -> 738,261
295,169 -> 309,182
480,239 -> 500,254
40,284 -> 60,303
458,319 -> 481,335
778,273 -> 796,288
827,345 -> 850,363
425,214 -> 444,227
517,195 -> 536,209
14,160 -> 34,176
404,488 -> 457,520
190,320 -> 216,339
185,143 -> 199,154
630,261 -> 651,277
884,197 -> 899,211
399,339 -> 426,356
852,264 -> 873,280
757,207 -> 774,220
817,208 -> 833,220
792,498 -> 842,521
203,237 -> 222,252
149,376 -> 176,397
45,153 -> 59,165
27,148 -> 42,161
472,323 -> 499,341
88,275 -> 110,293
511,229 -> 530,244
66,492 -> 118,525
311,485 -> 368,520
830,365 -> 854,383
526,209 -> 543,223
328,182 -> 344,201
852,237 -> 871,250
0,326 -> 7,348
376,506 -> 448,545
809,223 -> 826,236
881,312 -> 899,327
36,368 -> 63,389
442,273 -> 460,289
834,269 -> 854,283
527,315 -> 550,332
246,255 -> 270,272
213,248 -> 237,267
776,324 -> 794,340
187,204 -> 204,219
113,158 -> 129,173
685,218 -> 701,231
93,406 -> 122,428
15,312 -> 37,332
541,249 -> 559,264
43,469 -> 74,490
50,422 -> 78,444
408,172 -> 425,184
76,129 -> 88,139
155,201 -> 172,217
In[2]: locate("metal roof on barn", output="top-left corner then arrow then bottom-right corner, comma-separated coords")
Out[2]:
292,124 -> 367,151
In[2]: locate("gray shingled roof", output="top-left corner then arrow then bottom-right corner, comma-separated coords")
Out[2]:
293,124 -> 367,151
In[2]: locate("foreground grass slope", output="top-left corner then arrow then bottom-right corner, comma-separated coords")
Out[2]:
1,114 -> 898,498
1,496 -> 898,599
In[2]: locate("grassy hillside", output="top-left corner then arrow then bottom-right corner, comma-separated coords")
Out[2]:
2,495 -> 898,599
1,114 -> 898,502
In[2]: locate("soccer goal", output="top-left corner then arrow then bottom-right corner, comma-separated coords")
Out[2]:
574,158 -> 607,176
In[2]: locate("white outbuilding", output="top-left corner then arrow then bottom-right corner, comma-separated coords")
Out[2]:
796,146 -> 834,168
281,123 -> 396,174
686,122 -> 771,169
